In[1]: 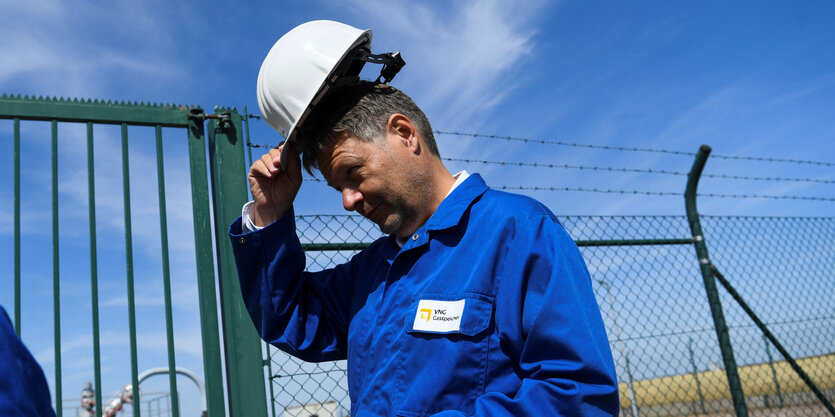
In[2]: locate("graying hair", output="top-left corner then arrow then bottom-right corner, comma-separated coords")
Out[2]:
296,81 -> 439,175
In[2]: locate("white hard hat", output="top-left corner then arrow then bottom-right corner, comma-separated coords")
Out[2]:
257,20 -> 405,169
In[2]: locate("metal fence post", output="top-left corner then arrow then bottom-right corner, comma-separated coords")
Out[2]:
207,108 -> 268,417
684,145 -> 749,417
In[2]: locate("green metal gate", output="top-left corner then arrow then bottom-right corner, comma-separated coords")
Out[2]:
0,95 -> 266,417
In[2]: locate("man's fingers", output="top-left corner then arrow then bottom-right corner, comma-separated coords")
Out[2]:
249,158 -> 271,178
250,153 -> 280,178
249,145 -> 293,179
258,151 -> 281,177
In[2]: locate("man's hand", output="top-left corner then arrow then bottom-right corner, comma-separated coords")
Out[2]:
248,142 -> 303,226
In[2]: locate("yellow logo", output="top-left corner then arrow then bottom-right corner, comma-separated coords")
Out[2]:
419,308 -> 432,321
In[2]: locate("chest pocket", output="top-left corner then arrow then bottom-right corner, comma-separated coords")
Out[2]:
395,293 -> 494,417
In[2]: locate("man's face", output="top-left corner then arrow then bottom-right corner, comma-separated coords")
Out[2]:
318,133 -> 429,236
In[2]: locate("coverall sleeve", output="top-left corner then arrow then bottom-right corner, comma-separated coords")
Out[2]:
229,208 -> 358,363
436,214 -> 619,416
0,306 -> 57,417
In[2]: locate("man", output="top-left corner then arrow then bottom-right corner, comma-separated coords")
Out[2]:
229,81 -> 619,416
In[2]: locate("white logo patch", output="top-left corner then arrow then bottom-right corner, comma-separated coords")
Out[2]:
412,299 -> 466,333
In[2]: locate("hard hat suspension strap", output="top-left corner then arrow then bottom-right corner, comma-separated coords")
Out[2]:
346,50 -> 407,84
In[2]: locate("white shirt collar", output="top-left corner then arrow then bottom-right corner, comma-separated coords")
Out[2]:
447,170 -> 470,197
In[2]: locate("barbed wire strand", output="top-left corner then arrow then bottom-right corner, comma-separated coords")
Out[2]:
248,143 -> 275,149
434,131 -> 693,157
495,185 -> 835,201
710,153 -> 835,166
445,157 -> 835,185
434,131 -> 835,167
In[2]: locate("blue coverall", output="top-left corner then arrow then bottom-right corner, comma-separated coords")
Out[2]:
230,174 -> 619,416
0,305 -> 57,416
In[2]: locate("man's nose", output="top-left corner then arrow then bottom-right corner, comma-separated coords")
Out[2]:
342,188 -> 363,212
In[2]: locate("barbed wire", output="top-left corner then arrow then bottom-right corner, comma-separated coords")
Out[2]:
495,186 -> 681,197
697,192 -> 835,202
434,131 -> 693,156
247,142 -> 834,198
704,173 -> 833,184
434,131 -> 835,167
494,185 -> 835,201
249,143 -> 832,185
445,157 -> 835,184
710,153 -> 835,166
248,142 -> 275,149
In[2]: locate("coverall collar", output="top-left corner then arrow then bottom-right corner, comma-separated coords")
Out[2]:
423,173 -> 489,233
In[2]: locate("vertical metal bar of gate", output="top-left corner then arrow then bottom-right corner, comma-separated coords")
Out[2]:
186,108 -> 226,416
51,119 -> 63,417
121,123 -> 141,417
87,122 -> 104,417
155,125 -> 181,417
13,117 -> 21,336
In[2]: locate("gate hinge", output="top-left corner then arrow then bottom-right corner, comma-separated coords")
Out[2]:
188,108 -> 233,129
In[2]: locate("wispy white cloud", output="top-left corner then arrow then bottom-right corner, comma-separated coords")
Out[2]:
35,326 -> 205,366
0,0 -> 189,98
97,275 -> 201,315
100,292 -> 164,309
341,0 -> 552,136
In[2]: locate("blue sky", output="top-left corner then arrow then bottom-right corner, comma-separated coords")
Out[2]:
2,0 -> 833,216
1,0 -> 834,414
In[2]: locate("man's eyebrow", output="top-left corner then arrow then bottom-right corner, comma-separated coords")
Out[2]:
323,172 -> 340,191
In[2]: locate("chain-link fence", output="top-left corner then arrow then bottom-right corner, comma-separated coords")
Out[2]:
263,213 -> 834,417
700,216 -> 835,416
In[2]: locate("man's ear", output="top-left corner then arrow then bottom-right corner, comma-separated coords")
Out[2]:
387,114 -> 420,154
